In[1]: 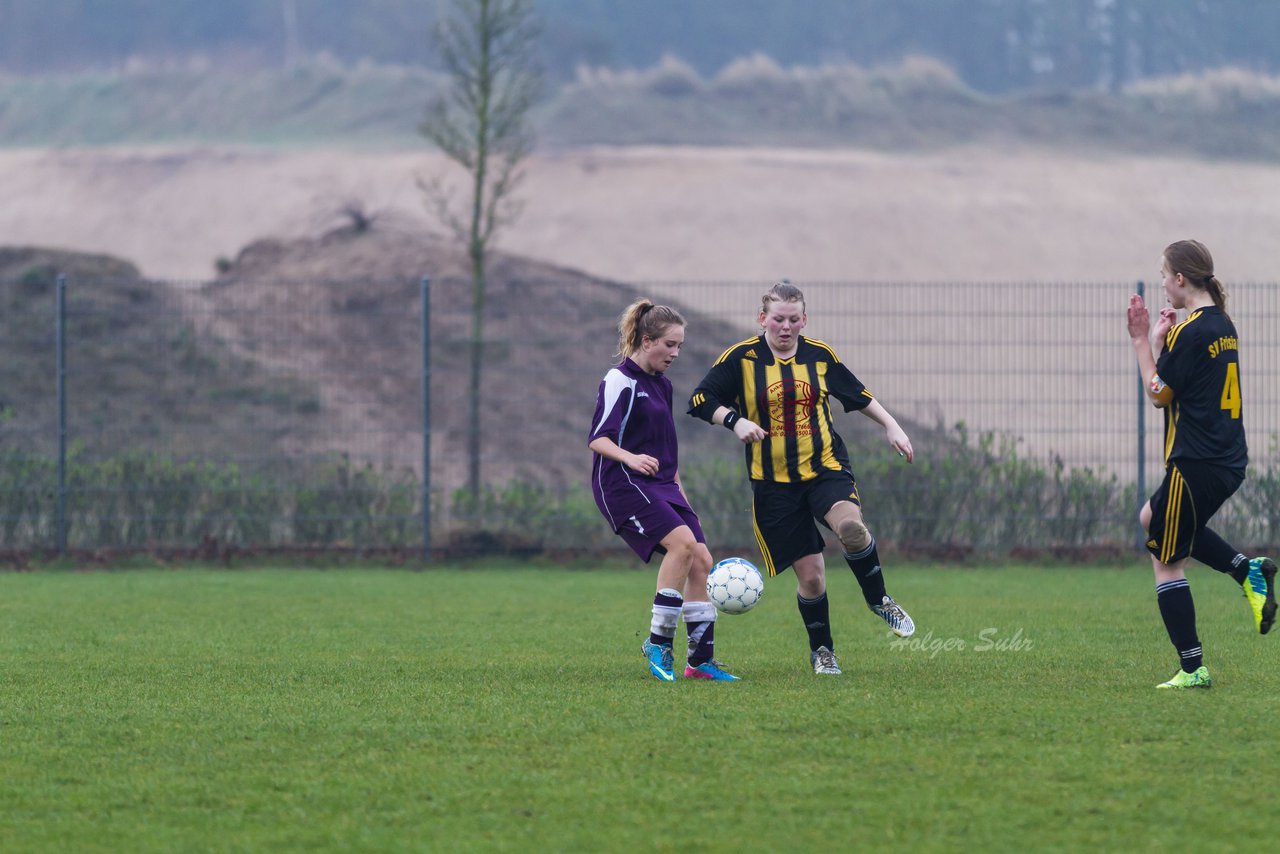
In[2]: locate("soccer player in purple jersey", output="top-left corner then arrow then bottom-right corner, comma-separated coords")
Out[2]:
588,298 -> 738,682
1127,239 -> 1276,689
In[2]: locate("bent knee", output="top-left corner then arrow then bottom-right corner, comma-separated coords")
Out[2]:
836,516 -> 871,554
1138,503 -> 1153,531
664,533 -> 707,570
688,544 -> 713,579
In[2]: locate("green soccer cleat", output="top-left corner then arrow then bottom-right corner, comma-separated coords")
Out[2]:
1156,665 -> 1212,689
1243,557 -> 1278,635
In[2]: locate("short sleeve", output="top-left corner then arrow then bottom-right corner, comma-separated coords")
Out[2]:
589,369 -> 634,444
688,359 -> 742,421
825,360 -> 873,412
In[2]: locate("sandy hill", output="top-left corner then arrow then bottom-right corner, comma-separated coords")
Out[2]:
0,246 -> 342,463
196,224 -> 757,492
2,231 -> 761,502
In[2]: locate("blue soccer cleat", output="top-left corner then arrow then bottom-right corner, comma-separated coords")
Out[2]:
641,639 -> 675,682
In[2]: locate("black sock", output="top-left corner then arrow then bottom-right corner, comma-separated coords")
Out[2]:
797,591 -> 833,652
1191,528 -> 1249,583
844,539 -> 886,607
1156,578 -> 1203,673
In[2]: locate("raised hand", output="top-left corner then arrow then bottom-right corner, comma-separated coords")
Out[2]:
1126,293 -> 1150,341
1153,306 -> 1177,343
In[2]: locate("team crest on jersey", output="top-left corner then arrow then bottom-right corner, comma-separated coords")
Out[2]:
767,378 -> 815,436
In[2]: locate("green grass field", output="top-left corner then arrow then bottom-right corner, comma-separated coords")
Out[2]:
1,563 -> 1275,852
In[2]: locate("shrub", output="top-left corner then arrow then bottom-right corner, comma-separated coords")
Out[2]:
13,432 -> 1276,559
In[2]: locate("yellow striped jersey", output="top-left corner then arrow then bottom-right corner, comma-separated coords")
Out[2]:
688,335 -> 873,482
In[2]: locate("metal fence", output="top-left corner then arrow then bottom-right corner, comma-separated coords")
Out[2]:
3,273 -> 1279,558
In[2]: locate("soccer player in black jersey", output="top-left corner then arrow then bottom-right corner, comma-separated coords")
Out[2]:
1127,239 -> 1277,689
688,280 -> 916,675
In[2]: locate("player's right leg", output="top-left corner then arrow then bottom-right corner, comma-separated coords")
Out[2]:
1144,468 -> 1209,688
794,553 -> 840,674
619,501 -> 698,682
641,527 -> 701,681
752,480 -> 836,674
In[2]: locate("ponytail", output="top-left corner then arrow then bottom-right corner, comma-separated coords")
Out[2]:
1164,239 -> 1227,311
1205,275 -> 1227,311
615,298 -> 686,361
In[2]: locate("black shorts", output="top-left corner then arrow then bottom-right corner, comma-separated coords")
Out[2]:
750,469 -> 861,576
1146,458 -> 1244,565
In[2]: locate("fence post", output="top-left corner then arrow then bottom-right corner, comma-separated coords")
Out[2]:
1135,279 -> 1146,551
421,276 -> 432,562
55,274 -> 68,556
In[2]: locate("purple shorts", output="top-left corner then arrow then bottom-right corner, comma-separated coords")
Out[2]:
616,500 -> 706,563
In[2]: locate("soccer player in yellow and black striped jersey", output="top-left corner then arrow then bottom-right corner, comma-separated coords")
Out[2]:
688,280 -> 917,675
1127,240 -> 1276,690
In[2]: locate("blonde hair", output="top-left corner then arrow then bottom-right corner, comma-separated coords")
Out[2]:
761,278 -> 806,314
615,298 -> 686,360
1165,239 -> 1227,311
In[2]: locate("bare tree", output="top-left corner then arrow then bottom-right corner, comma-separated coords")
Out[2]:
420,0 -> 541,500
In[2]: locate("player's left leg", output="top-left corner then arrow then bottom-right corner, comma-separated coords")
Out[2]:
681,542 -> 739,681
640,524 -> 701,682
1193,528 -> 1276,634
825,499 -> 914,638
1244,556 -> 1277,635
1178,461 -> 1273,634
1190,527 -> 1250,582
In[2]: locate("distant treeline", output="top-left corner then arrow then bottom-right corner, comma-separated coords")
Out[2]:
2,0 -> 1280,95
6,56 -> 1280,161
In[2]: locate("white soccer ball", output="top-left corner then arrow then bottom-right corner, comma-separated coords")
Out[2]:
707,557 -> 764,615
